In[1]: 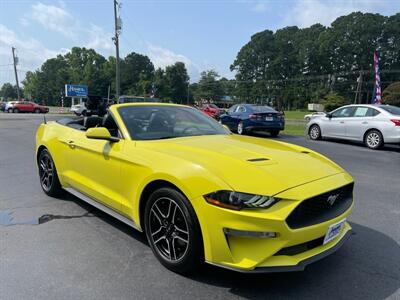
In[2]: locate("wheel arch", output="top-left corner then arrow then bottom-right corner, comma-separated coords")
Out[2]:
36,145 -> 47,163
138,179 -> 189,231
363,128 -> 384,142
308,123 -> 322,136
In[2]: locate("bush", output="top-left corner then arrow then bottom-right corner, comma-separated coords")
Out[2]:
321,92 -> 349,112
382,82 -> 400,106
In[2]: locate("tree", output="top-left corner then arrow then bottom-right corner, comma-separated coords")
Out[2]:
164,62 -> 189,103
321,92 -> 349,111
231,12 -> 400,108
120,52 -> 154,96
194,70 -> 223,101
382,82 -> 400,106
0,83 -> 22,100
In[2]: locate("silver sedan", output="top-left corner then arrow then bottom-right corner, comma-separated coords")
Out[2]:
306,104 -> 400,149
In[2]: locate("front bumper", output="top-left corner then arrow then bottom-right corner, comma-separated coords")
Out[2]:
191,172 -> 354,272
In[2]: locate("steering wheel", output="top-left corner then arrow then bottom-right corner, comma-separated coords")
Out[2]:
182,126 -> 201,134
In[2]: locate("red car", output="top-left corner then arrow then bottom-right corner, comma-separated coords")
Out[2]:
12,101 -> 49,114
200,104 -> 223,119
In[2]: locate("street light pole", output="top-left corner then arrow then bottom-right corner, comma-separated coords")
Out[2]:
113,0 -> 121,103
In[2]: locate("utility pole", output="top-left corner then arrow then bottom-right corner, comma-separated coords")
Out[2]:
113,0 -> 121,103
187,82 -> 190,104
11,47 -> 21,101
354,71 -> 363,104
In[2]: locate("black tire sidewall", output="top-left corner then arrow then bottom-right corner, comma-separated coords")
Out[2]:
144,187 -> 203,274
38,149 -> 63,197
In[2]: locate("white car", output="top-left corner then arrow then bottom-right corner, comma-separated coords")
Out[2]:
306,104 -> 400,149
70,104 -> 87,116
304,111 -> 326,122
5,101 -> 17,113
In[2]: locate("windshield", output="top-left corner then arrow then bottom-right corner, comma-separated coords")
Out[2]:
118,105 -> 229,140
379,105 -> 400,115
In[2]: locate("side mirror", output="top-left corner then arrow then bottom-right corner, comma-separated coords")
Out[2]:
86,127 -> 119,142
326,113 -> 332,119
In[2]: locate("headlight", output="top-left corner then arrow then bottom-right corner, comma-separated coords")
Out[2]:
204,190 -> 280,210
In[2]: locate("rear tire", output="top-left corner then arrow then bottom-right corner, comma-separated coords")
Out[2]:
364,130 -> 383,150
38,149 -> 63,197
237,121 -> 245,135
7,108 -> 12,113
309,124 -> 321,140
269,130 -> 279,137
13,108 -> 19,113
144,187 -> 203,274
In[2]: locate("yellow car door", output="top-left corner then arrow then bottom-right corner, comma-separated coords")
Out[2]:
65,129 -> 126,214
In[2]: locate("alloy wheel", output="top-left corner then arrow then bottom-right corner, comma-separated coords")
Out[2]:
310,125 -> 320,140
237,122 -> 243,135
149,197 -> 190,262
366,132 -> 380,148
39,153 -> 54,192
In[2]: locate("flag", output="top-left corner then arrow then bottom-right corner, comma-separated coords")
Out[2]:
371,51 -> 382,104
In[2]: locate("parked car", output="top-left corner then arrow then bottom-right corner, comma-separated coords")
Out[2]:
200,104 -> 223,119
12,101 -> 49,113
219,104 -> 285,136
304,111 -> 326,122
70,103 -> 87,116
5,101 -> 17,113
0,102 -> 6,112
70,95 -> 107,116
307,104 -> 400,149
36,103 -> 354,273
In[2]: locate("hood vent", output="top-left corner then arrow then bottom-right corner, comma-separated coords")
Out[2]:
247,158 -> 269,162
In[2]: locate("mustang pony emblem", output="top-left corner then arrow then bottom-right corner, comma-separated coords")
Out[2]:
327,194 -> 340,206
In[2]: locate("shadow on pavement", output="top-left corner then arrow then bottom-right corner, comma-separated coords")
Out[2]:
59,192 -> 400,299
185,222 -> 400,299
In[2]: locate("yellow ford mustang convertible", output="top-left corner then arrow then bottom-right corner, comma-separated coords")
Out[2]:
36,103 -> 354,273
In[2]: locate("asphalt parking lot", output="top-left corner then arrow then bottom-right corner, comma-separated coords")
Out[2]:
1,113 -> 399,300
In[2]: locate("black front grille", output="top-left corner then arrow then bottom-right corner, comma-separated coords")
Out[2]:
274,236 -> 324,256
286,183 -> 354,229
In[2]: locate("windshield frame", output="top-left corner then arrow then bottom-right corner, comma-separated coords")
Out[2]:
115,104 -> 230,141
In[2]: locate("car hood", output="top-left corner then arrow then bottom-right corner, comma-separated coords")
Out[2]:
139,134 -> 345,196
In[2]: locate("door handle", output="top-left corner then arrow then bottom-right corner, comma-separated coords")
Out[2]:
68,140 -> 76,149
340,121 -> 345,124
362,121 -> 368,124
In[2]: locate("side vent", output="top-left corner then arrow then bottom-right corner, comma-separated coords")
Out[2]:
301,151 -> 310,154
247,158 -> 269,162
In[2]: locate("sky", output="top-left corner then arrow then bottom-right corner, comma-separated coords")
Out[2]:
0,0 -> 399,87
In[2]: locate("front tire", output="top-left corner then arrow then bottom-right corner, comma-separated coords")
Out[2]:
34,108 -> 41,114
13,108 -> 19,113
309,124 -> 321,140
237,121 -> 245,135
144,187 -> 203,274
38,149 -> 63,197
364,130 -> 383,150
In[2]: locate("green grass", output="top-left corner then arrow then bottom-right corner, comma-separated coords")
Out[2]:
282,123 -> 306,136
284,110 -> 308,121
